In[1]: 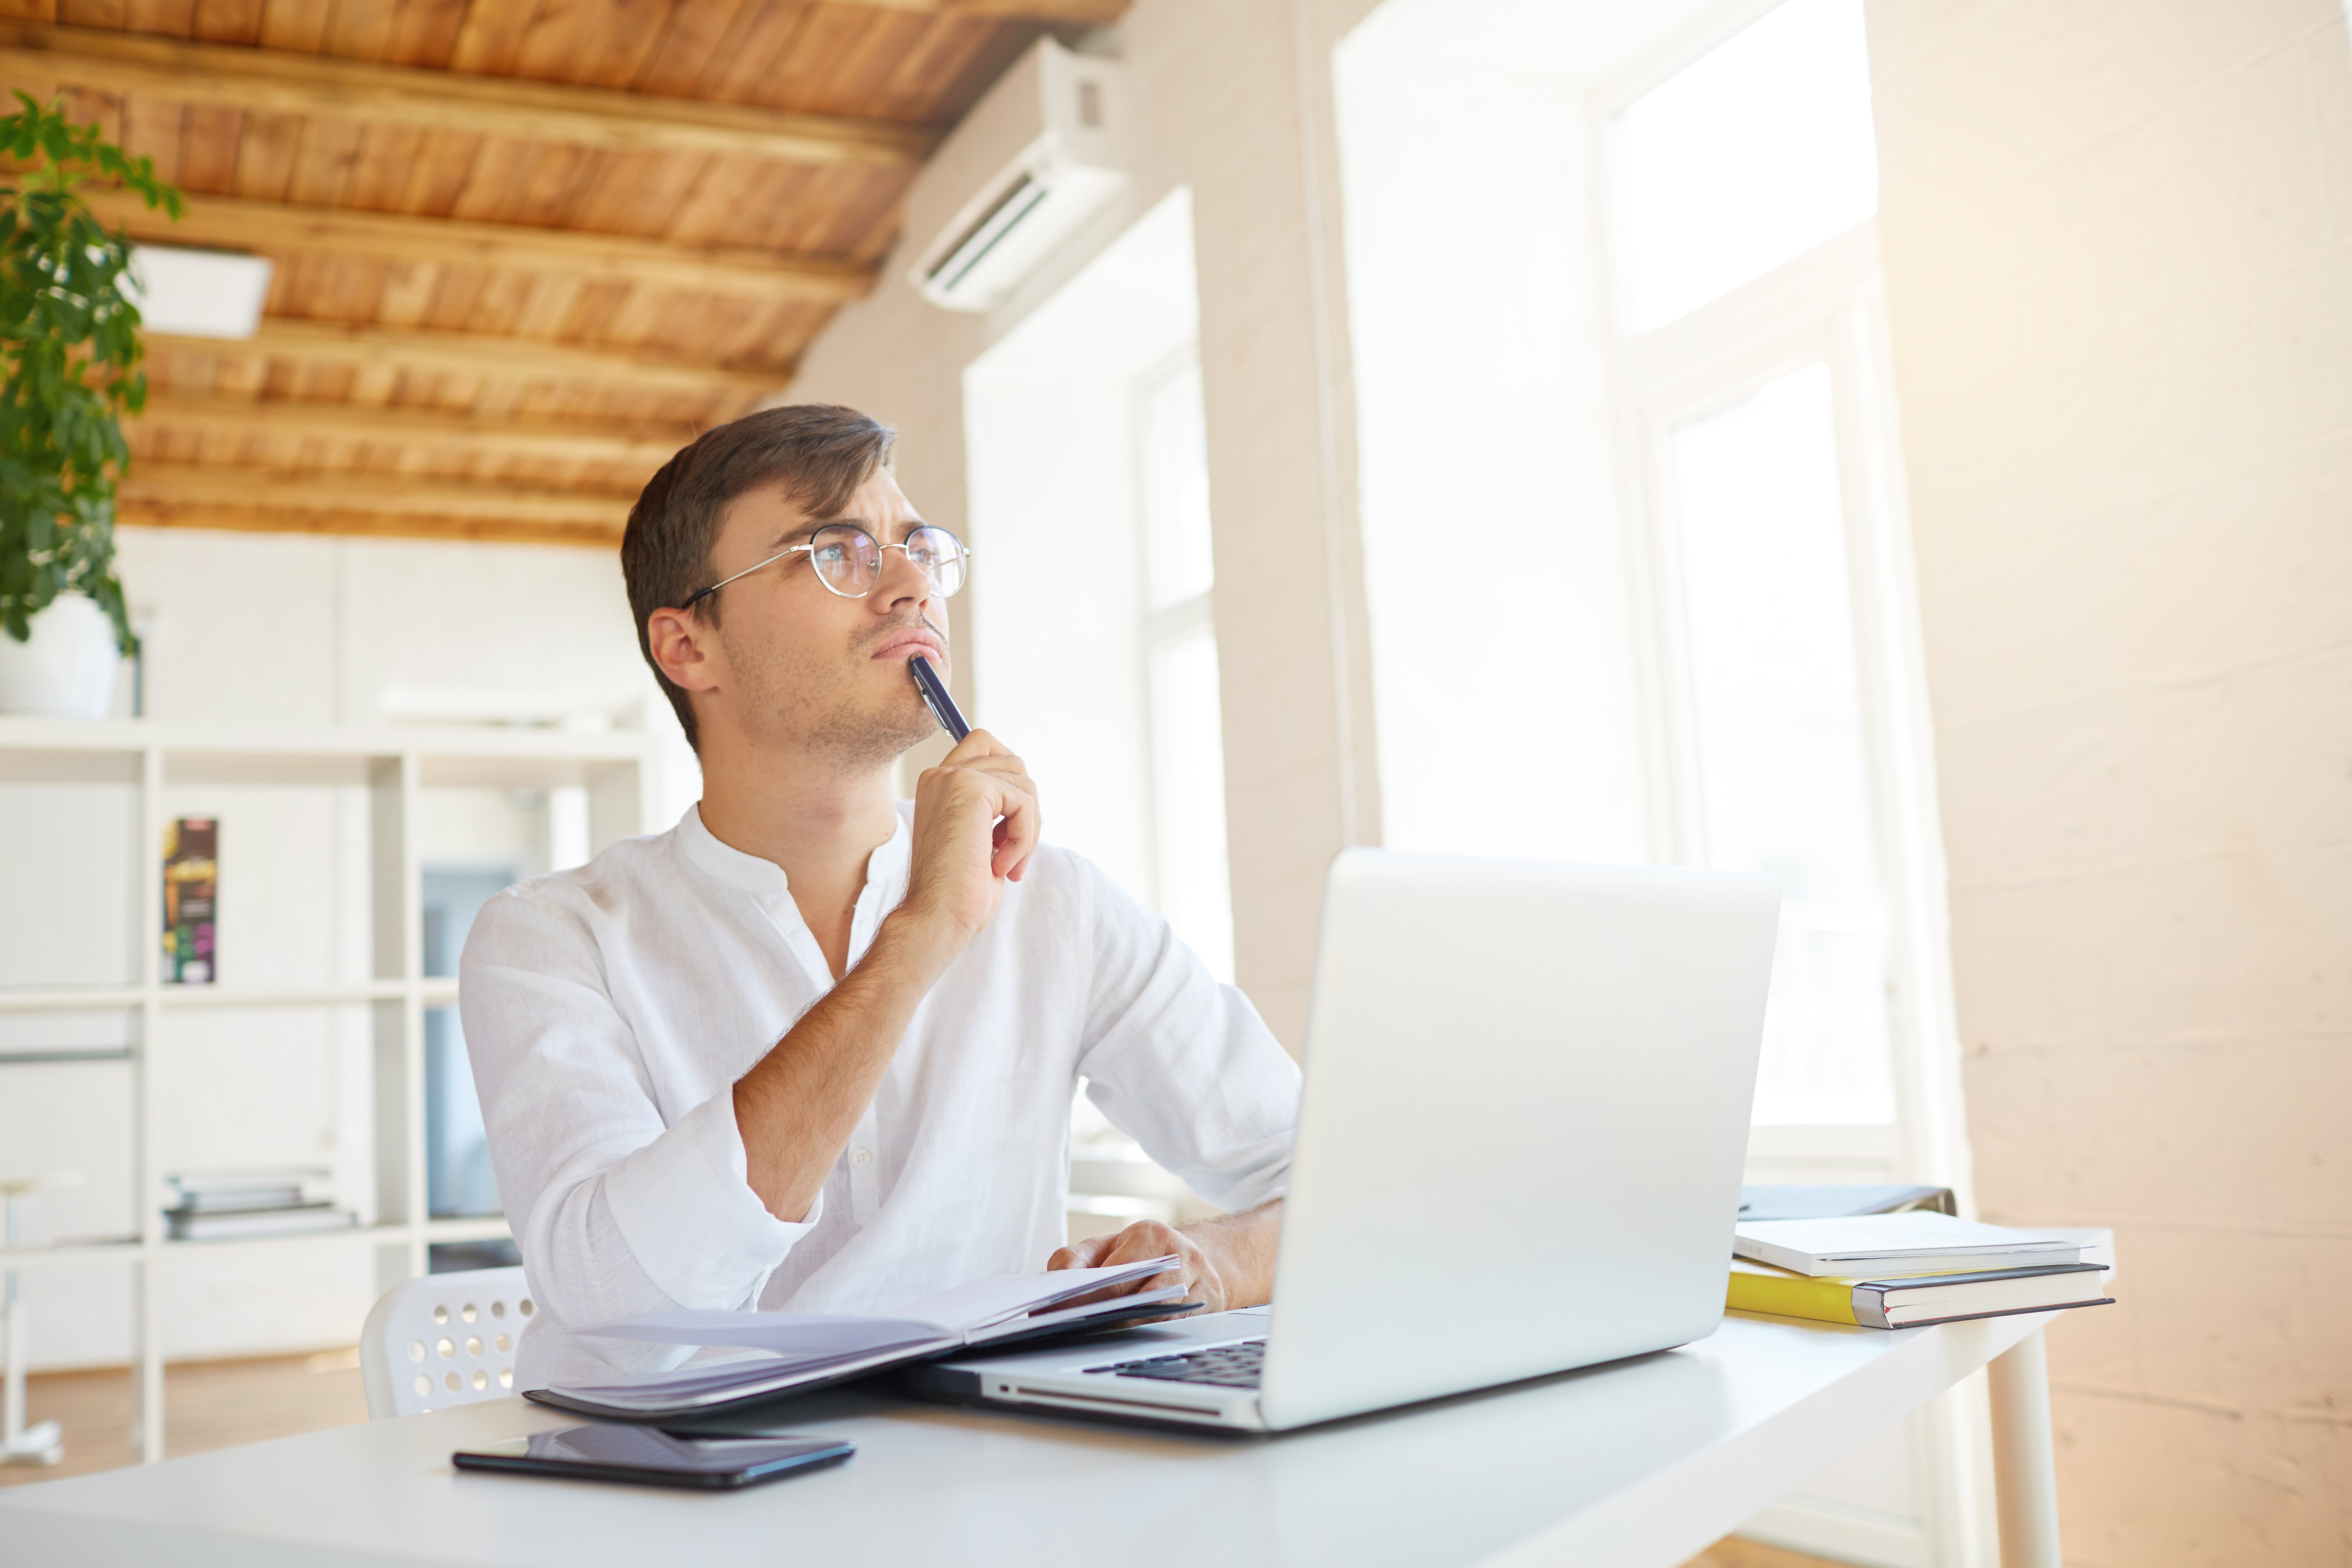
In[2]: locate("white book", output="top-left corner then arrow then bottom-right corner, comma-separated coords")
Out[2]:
1733,1213 -> 2081,1278
529,1257 -> 1193,1420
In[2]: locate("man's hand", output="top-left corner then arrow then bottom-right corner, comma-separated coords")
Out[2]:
898,728 -> 1040,956
1047,1201 -> 1284,1314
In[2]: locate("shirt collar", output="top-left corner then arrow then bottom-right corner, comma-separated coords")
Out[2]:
674,801 -> 912,915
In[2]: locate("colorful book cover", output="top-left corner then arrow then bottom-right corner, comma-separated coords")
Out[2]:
163,816 -> 217,984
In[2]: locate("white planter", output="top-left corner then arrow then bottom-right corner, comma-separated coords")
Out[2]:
0,593 -> 121,719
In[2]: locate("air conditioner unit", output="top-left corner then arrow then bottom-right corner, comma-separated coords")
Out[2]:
904,39 -> 1129,313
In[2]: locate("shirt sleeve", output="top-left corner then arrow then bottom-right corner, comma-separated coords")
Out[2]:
1072,856 -> 1302,1214
459,883 -> 820,1367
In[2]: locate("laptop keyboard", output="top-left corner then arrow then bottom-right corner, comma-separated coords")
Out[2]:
1085,1339 -> 1266,1388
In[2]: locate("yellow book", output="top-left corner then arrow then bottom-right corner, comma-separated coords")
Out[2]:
1727,1256 -> 2113,1329
1728,1257 -> 1865,1324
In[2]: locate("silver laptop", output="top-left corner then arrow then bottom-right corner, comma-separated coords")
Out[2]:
905,848 -> 1780,1432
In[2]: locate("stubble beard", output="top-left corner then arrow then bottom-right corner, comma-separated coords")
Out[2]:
727,625 -> 939,772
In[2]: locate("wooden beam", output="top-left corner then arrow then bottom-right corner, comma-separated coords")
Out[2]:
850,0 -> 1127,20
84,188 -> 874,305
118,498 -> 620,549
0,23 -> 932,168
147,319 -> 790,400
120,463 -> 628,535
135,392 -> 695,470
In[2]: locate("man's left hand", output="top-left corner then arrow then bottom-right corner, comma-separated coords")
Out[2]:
1049,1220 -> 1229,1312
1046,1200 -> 1283,1313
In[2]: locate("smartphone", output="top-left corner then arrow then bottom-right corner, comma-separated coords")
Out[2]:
453,1425 -> 853,1490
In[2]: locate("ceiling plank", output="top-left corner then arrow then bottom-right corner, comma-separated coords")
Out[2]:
0,23 -> 934,167
135,392 -> 697,470
120,463 -> 630,530
147,320 -> 791,399
84,188 -> 876,304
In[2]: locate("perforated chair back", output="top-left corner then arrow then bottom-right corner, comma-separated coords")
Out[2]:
360,1265 -> 535,1418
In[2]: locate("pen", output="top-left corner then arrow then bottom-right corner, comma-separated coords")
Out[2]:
908,653 -> 970,742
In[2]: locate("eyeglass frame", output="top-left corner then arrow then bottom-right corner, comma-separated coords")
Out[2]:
679,521 -> 973,613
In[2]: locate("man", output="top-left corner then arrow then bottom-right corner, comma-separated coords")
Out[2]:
461,405 -> 1301,1386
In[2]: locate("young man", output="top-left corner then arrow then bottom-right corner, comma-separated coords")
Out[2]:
461,405 -> 1300,1386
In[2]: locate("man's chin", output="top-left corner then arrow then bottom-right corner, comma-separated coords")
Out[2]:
798,700 -> 942,770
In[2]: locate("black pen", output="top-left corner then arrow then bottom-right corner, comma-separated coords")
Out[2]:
908,653 -> 970,743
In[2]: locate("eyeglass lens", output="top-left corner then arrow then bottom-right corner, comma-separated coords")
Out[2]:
809,523 -> 967,599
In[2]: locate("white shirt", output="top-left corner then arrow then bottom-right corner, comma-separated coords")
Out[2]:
459,803 -> 1301,1388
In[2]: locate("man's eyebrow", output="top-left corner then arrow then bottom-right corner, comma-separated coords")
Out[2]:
789,515 -> 930,543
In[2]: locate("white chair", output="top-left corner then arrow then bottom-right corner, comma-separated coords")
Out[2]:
360,1266 -> 535,1419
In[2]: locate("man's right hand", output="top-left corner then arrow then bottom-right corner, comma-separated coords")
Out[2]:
736,731 -> 1038,1222
896,728 -> 1041,961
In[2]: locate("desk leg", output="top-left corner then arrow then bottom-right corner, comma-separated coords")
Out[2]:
1989,1325 -> 2062,1568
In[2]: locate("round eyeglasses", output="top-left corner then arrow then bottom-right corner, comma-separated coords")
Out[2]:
682,523 -> 971,611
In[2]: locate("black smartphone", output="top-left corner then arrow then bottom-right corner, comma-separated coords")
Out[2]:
453,1425 -> 853,1490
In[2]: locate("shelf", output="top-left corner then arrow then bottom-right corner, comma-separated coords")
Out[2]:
0,715 -> 660,760
161,983 -> 408,1010
0,980 -> 465,1013
0,1217 -> 514,1272
0,715 -> 645,1462
0,987 -> 144,1013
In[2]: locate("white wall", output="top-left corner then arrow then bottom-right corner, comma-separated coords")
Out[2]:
1866,1 -> 2352,1558
1,523 -> 689,1369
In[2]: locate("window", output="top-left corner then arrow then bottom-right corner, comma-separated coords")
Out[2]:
1137,353 -> 1234,982
1664,364 -> 1894,1123
962,192 -> 1232,962
1603,0 -> 1947,1139
1609,0 -> 1880,330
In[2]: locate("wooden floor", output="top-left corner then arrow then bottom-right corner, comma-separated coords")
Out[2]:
1,1348 -> 368,1487
1,1354 -> 1851,1568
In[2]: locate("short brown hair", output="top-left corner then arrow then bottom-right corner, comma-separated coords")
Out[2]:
622,404 -> 898,752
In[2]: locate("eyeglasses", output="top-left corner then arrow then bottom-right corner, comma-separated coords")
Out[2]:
682,523 -> 972,611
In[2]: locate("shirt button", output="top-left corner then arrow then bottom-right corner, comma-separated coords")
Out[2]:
850,1147 -> 874,1169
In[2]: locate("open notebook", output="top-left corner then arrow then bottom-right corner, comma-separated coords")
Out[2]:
525,1257 -> 1192,1420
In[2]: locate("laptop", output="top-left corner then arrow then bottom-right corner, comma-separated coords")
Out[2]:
902,847 -> 1780,1432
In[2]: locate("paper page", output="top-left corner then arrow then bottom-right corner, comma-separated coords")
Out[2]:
1735,1213 -> 2076,1259
964,1284 -> 1192,1343
889,1255 -> 1183,1333
582,1311 -> 951,1362
551,1340 -> 948,1410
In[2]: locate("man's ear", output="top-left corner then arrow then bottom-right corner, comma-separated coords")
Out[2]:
646,607 -> 721,695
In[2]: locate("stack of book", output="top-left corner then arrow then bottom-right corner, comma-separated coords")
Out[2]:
1728,1211 -> 2113,1329
163,1169 -> 356,1241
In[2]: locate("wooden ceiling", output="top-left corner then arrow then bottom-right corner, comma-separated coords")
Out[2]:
0,0 -> 1121,546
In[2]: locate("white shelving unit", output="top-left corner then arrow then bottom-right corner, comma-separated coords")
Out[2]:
0,716 -> 661,1463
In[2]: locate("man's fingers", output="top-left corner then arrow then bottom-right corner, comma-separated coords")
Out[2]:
990,779 -> 1040,881
1048,1235 -> 1112,1272
932,760 -> 1040,884
942,727 -> 1018,765
1055,1223 -> 1188,1305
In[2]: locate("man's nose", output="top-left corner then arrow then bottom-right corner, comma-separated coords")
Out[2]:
870,542 -> 933,610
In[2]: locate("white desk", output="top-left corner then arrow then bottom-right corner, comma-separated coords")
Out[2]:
0,1311 -> 2063,1568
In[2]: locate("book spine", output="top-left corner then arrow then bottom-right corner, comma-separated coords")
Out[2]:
1725,1269 -> 1861,1325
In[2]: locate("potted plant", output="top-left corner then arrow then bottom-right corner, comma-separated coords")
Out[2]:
0,92 -> 180,718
